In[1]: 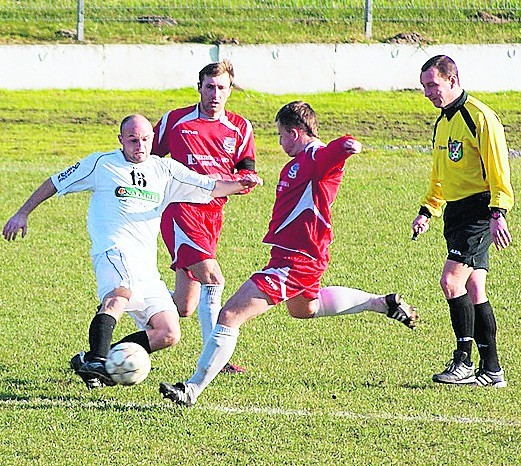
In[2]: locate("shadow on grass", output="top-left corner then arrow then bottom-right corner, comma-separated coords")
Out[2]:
0,392 -> 185,413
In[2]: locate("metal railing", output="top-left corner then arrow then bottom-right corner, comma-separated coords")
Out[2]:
0,0 -> 519,41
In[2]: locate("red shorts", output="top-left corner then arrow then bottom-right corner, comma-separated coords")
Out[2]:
160,203 -> 223,271
250,247 -> 330,305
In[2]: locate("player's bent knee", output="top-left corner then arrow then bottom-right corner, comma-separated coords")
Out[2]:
440,276 -> 457,296
439,277 -> 463,298
286,299 -> 317,319
148,310 -> 181,349
158,328 -> 181,349
288,308 -> 315,319
177,307 -> 196,318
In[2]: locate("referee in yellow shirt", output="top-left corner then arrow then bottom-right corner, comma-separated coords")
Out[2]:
412,55 -> 514,387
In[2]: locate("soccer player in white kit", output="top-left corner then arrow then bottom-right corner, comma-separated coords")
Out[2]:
2,114 -> 262,389
159,102 -> 418,406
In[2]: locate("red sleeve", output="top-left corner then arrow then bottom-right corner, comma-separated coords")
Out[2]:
226,113 -> 257,193
315,135 -> 357,177
237,127 -> 256,166
151,113 -> 171,157
228,111 -> 256,168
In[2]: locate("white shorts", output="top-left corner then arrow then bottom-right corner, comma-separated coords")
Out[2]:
93,248 -> 177,330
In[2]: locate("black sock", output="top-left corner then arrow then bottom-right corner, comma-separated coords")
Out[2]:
86,313 -> 117,360
112,331 -> 152,354
447,294 -> 475,362
474,301 -> 500,372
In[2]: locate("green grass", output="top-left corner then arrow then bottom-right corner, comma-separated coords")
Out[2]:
0,0 -> 520,44
1,89 -> 521,465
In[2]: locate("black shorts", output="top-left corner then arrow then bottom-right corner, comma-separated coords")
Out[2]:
443,191 -> 492,270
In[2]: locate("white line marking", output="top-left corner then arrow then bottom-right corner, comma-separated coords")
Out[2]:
1,397 -> 519,427
209,405 -> 521,427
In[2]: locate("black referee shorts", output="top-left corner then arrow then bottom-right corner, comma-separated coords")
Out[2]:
443,191 -> 492,270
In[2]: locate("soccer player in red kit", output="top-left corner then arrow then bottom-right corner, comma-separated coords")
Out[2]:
152,60 -> 257,373
160,101 -> 418,406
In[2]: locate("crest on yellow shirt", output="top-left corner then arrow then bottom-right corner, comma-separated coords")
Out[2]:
448,139 -> 463,162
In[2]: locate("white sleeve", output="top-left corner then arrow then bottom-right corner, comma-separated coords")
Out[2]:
50,152 -> 104,195
163,159 -> 216,204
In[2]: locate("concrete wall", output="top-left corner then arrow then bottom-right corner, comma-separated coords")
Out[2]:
1,43 -> 520,92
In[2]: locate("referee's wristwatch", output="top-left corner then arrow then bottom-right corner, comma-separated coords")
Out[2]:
490,210 -> 505,220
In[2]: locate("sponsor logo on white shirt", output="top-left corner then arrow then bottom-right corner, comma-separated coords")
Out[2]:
57,162 -> 80,182
115,186 -> 160,203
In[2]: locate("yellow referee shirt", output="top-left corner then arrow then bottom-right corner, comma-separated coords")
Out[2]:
421,91 -> 514,217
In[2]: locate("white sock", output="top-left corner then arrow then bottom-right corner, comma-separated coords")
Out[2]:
198,284 -> 224,346
186,324 -> 239,400
314,286 -> 386,317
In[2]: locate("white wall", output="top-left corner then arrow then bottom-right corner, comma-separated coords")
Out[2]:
1,43 -> 520,92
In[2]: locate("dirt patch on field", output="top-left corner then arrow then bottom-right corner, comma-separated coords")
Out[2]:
476,11 -> 509,24
137,16 -> 178,26
385,32 -> 429,44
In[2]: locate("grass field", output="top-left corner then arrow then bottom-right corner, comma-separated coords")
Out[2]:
0,0 -> 520,44
0,89 -> 520,465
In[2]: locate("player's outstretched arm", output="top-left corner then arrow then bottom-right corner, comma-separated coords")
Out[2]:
2,178 -> 57,241
210,169 -> 260,195
211,173 -> 263,198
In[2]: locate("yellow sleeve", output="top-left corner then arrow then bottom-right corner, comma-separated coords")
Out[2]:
421,154 -> 445,217
478,114 -> 514,212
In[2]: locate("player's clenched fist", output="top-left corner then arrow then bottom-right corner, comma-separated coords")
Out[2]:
240,173 -> 263,187
344,137 -> 362,154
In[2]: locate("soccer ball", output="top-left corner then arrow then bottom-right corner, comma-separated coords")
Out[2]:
105,342 -> 151,386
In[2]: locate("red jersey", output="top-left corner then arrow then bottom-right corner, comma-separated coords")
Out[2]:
263,136 -> 355,260
152,104 -> 256,209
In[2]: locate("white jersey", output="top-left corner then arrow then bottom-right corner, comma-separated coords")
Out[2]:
50,149 -> 216,280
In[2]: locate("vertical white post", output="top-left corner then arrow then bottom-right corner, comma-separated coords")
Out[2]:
77,0 -> 85,42
364,0 -> 372,39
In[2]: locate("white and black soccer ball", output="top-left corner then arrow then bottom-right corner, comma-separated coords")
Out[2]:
105,342 -> 151,386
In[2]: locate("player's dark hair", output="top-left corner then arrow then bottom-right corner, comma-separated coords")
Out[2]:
421,55 -> 459,82
275,101 -> 319,138
198,59 -> 234,87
